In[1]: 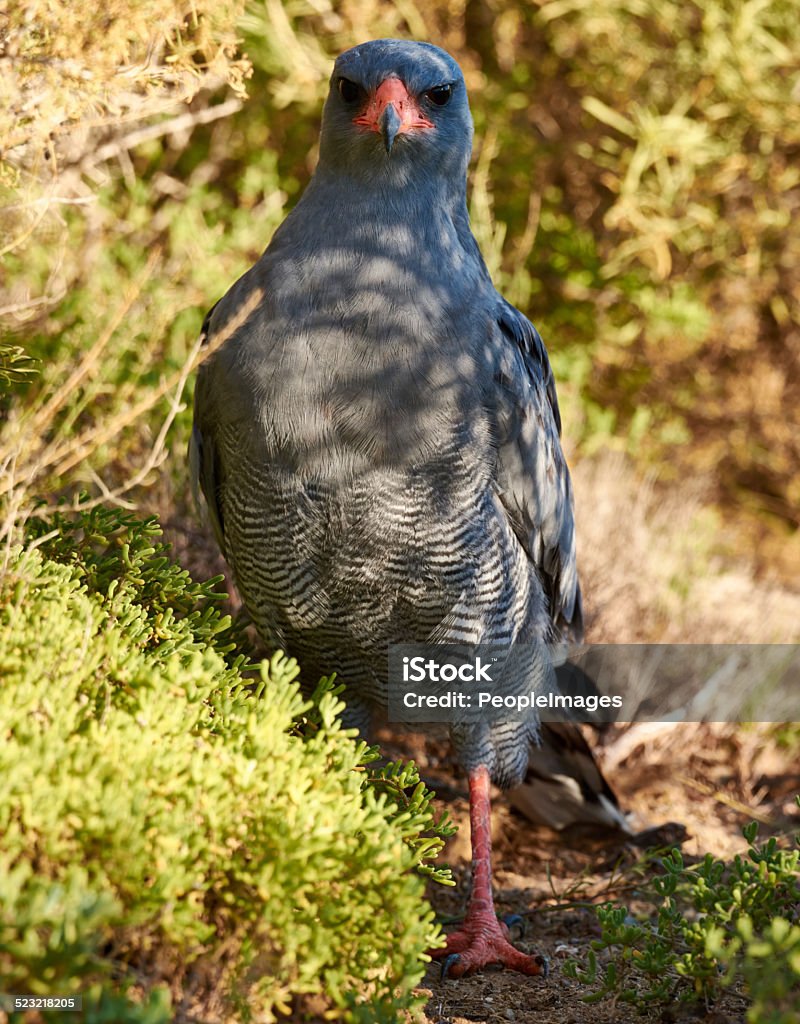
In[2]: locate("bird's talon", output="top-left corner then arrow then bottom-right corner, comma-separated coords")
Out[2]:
502,913 -> 524,939
441,953 -> 462,981
536,954 -> 550,979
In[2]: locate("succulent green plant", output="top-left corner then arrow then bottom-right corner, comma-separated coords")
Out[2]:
0,508 -> 452,1022
564,815 -> 800,1021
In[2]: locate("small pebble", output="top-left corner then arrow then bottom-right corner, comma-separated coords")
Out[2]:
503,1010 -> 516,1021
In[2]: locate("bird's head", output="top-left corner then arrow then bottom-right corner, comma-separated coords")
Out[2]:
318,39 -> 473,187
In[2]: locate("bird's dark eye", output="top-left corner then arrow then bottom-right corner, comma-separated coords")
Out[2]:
338,77 -> 363,103
425,84 -> 452,106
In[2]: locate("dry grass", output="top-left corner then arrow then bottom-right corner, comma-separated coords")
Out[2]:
573,454 -> 800,644
0,278 -> 264,565
1,1 -> 250,159
0,0 -> 250,330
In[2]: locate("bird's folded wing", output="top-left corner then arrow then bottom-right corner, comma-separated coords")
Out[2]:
492,298 -> 583,640
188,303 -> 227,558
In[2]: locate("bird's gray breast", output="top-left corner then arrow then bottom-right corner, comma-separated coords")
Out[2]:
229,219 -> 486,470
218,424 -> 502,706
209,253 -> 510,679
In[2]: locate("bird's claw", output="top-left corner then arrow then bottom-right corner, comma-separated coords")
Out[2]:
440,953 -> 461,981
501,913 -> 525,940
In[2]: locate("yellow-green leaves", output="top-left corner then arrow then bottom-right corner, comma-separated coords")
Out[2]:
0,507 -> 447,1021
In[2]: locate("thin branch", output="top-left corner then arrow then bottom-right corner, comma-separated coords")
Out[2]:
0,284 -> 263,552
0,141 -> 59,258
678,775 -> 777,826
59,327 -> 208,515
84,98 -> 243,171
47,284 -> 263,481
0,289 -> 68,319
28,248 -> 162,438
1,195 -> 96,213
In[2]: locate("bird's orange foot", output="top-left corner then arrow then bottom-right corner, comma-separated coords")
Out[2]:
431,912 -> 548,978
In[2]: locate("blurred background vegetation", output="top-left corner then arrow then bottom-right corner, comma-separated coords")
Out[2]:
2,0 -> 799,583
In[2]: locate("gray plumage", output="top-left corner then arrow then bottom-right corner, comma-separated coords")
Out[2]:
191,39 -> 587,796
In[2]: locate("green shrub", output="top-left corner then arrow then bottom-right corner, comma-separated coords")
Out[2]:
564,817 -> 800,1021
534,0 -> 800,546
0,507 -> 451,1022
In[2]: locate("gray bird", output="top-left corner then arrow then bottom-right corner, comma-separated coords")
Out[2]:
191,38 -> 613,976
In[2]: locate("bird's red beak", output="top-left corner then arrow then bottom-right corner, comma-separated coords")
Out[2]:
353,77 -> 434,153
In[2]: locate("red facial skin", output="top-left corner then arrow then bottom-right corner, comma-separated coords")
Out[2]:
353,77 -> 434,135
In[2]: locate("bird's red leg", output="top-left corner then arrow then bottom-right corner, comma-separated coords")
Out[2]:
431,765 -> 548,978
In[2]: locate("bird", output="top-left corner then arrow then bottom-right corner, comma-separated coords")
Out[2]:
191,37 -> 600,977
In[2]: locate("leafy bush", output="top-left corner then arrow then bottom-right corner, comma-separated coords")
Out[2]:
534,0 -> 800,550
0,508 -> 451,1022
564,816 -> 800,1021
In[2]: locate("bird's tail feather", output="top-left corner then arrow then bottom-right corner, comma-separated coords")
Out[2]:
509,720 -> 631,833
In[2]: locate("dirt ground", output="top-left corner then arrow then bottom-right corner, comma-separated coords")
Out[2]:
377,721 -> 800,1024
